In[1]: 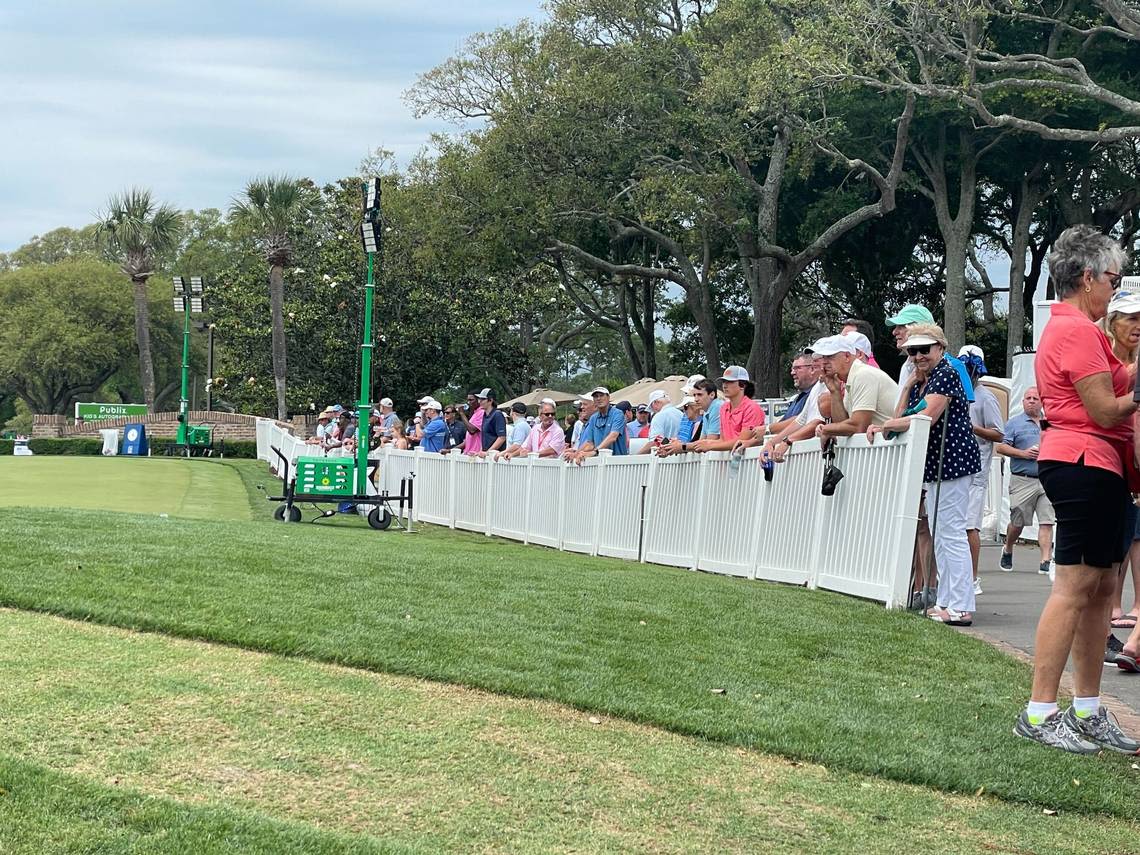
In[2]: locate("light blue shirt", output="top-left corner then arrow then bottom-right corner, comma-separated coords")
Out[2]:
420,416 -> 448,453
701,399 -> 724,438
647,405 -> 682,441
1003,413 -> 1042,477
582,406 -> 629,455
508,418 -> 531,446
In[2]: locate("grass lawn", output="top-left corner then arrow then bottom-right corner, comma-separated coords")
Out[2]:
1,481 -> 1138,820
0,457 -> 250,521
3,608 -> 1138,854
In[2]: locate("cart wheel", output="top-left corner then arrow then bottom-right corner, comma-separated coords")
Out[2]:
367,507 -> 392,530
273,504 -> 302,523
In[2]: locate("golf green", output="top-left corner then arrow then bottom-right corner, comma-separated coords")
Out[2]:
0,457 -> 250,521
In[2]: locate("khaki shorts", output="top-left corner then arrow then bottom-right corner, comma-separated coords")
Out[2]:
1010,473 -> 1055,527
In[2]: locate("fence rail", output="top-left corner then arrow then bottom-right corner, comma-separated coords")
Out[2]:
257,418 -> 932,608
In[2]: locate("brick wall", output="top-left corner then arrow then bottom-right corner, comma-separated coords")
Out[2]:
32,411 -> 291,440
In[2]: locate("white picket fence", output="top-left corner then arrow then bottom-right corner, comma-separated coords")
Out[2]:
256,417 -> 932,607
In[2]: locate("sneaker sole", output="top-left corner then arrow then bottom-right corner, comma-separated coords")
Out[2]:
1117,654 -> 1140,673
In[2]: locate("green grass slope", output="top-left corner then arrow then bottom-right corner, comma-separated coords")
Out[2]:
0,506 -> 1136,817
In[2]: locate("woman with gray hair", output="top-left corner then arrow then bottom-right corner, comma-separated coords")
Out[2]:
1014,224 -> 1139,754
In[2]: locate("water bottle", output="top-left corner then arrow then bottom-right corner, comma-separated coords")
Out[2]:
728,447 -> 743,479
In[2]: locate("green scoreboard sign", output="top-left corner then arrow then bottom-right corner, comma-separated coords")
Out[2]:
75,402 -> 148,420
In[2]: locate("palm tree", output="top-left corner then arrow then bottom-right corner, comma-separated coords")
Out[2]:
96,189 -> 182,409
230,176 -> 304,421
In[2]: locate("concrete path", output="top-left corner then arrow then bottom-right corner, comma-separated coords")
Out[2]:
962,542 -> 1140,713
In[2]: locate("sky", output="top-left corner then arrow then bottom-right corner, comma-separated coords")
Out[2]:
0,1 -> 545,252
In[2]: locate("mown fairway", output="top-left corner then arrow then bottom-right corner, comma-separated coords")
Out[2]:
0,456 -> 250,520
0,458 -> 1137,853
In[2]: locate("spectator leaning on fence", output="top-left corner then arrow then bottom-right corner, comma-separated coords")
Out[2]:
378,397 -> 399,438
1015,224 -> 1139,755
502,401 -> 566,460
496,402 -> 531,459
813,335 -> 898,443
995,387 -> 1056,577
689,366 -> 764,451
564,387 -> 628,462
571,398 -> 595,448
959,346 -> 1004,597
660,379 -> 720,456
637,389 -> 682,453
868,323 -> 980,627
308,408 -> 333,445
759,354 -> 831,463
442,405 -> 466,452
766,352 -> 818,435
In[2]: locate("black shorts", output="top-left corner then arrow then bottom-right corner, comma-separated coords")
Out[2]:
1039,461 -> 1129,569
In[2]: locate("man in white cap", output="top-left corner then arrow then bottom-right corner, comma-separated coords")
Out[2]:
959,345 -> 1004,595
377,397 -> 399,439
476,388 -> 507,456
681,373 -> 706,395
814,334 -> 898,442
414,400 -> 449,453
690,366 -> 764,450
840,318 -> 880,368
637,389 -> 682,453
564,386 -> 628,462
842,330 -> 878,367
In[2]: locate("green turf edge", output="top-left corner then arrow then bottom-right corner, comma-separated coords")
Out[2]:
0,753 -> 404,855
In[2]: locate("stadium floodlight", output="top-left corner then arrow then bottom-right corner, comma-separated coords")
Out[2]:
171,274 -> 207,448
362,177 -> 381,215
360,221 -> 381,254
190,276 -> 203,294
172,275 -> 185,294
173,296 -> 184,313
190,297 -> 203,313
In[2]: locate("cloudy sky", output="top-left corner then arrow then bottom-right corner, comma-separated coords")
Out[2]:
0,1 -> 545,251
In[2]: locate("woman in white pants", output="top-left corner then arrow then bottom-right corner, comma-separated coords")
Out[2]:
868,323 -> 981,625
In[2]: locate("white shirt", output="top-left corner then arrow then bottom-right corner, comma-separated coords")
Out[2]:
795,381 -> 826,426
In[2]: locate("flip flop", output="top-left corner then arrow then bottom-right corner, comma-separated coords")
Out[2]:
1112,613 -> 1138,629
1117,653 -> 1140,673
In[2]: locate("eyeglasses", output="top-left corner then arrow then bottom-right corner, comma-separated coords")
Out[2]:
443,410 -> 455,415
540,411 -> 555,417
906,344 -> 933,356
1106,271 -> 1124,288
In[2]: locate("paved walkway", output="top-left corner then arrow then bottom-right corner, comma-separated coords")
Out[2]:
961,542 -> 1140,713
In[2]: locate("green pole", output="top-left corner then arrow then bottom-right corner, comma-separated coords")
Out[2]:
177,294 -> 191,446
356,241 -> 375,494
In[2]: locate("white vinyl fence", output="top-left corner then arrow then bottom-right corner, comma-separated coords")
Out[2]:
257,417 -> 932,607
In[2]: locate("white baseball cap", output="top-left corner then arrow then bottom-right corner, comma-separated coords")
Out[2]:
811,335 -> 857,357
958,344 -> 985,360
647,389 -> 670,405
721,366 -> 749,382
590,386 -> 610,396
379,397 -> 393,408
841,331 -> 873,357
423,399 -> 442,411
681,373 -> 706,393
477,387 -> 494,400
680,395 -> 697,408
417,395 -> 432,404
1108,290 -> 1140,315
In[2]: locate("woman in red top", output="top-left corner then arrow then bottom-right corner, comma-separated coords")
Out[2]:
1014,225 -> 1138,755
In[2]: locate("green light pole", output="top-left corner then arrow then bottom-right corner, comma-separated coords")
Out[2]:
172,276 -> 204,447
357,179 -> 382,494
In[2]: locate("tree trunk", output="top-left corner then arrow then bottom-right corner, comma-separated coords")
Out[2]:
1005,174 -> 1042,372
750,296 -> 784,398
684,286 -> 721,378
132,276 -> 156,408
269,263 -> 288,420
942,234 -> 970,351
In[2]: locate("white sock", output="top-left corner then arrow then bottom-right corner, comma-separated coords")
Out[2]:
1026,701 -> 1058,724
1072,696 -> 1100,719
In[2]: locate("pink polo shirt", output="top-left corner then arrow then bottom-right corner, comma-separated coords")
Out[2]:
523,421 -> 566,456
719,396 -> 765,441
1036,302 -> 1133,478
463,407 -> 484,456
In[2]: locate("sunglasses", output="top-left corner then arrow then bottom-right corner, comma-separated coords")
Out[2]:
540,412 -> 555,417
906,344 -> 934,356
443,410 -> 455,414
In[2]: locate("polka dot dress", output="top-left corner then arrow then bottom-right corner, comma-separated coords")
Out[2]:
907,357 -> 982,483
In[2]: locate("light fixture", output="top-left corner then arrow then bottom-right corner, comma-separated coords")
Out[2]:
190,276 -> 203,294
173,296 -> 184,313
190,297 -> 203,313
172,275 -> 185,294
363,177 -> 381,214
361,221 -> 382,254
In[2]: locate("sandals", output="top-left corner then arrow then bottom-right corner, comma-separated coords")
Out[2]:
926,607 -> 973,627
1111,613 -> 1138,629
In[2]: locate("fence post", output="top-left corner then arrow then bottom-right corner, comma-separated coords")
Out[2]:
884,416 -> 931,608
590,452 -> 609,557
484,457 -> 496,537
523,454 -> 535,545
689,453 -> 711,571
447,452 -> 458,529
639,453 -> 659,563
556,460 -> 567,552
804,437 -> 833,591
